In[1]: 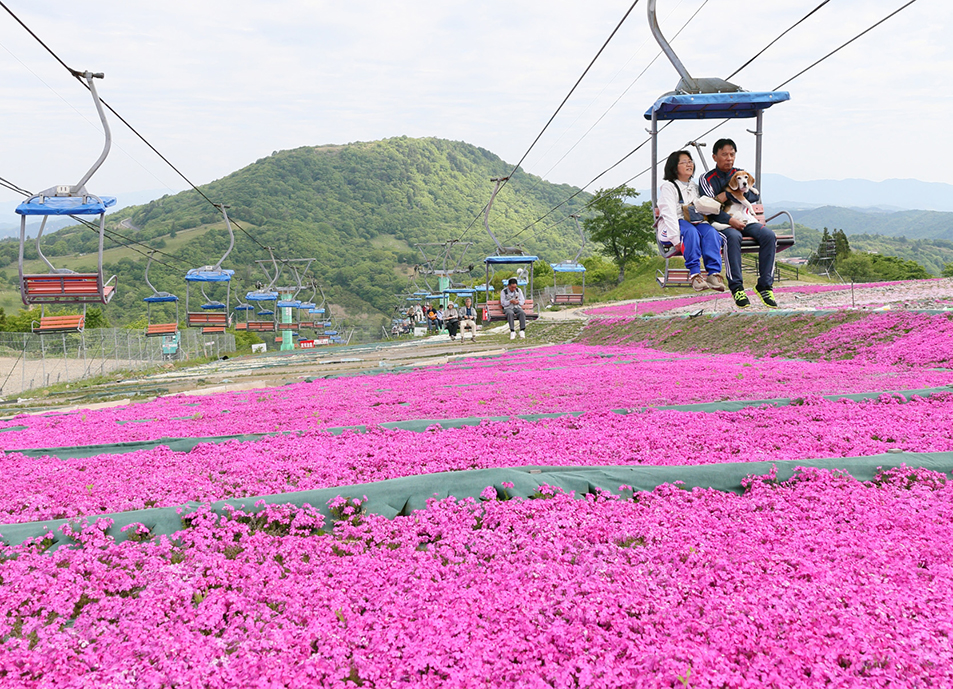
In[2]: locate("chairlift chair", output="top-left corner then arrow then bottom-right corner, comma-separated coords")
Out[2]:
17,71 -> 118,309
143,251 -> 180,337
645,0 -> 795,289
185,204 -> 235,331
549,214 -> 587,305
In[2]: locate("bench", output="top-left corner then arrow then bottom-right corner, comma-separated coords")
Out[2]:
277,323 -> 299,332
553,293 -> 584,305
31,314 -> 85,334
234,322 -> 248,331
21,274 -> 116,305
481,299 -> 537,322
202,326 -> 226,334
187,312 -> 228,328
145,322 -> 178,337
247,321 -> 276,333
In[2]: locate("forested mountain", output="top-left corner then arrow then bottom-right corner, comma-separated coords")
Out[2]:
790,206 -> 953,242
778,223 -> 953,277
0,137 -> 592,327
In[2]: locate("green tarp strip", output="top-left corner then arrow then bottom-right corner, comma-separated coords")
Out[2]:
0,426 -> 26,433
3,451 -> 951,549
5,387 -> 952,459
5,434 -> 272,459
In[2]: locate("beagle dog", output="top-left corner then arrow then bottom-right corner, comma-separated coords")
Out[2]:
722,170 -> 761,226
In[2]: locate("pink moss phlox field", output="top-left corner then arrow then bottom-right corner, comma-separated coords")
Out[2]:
585,280 -> 914,317
583,312 -> 953,369
2,344 -> 952,450
2,469 -> 952,687
4,394 -> 953,523
796,311 -> 953,368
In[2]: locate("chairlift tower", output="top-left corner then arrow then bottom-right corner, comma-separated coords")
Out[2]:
414,240 -> 475,298
262,256 -> 314,351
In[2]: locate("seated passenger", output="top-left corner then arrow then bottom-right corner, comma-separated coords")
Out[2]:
459,297 -> 478,341
501,278 -> 526,340
656,149 -> 725,293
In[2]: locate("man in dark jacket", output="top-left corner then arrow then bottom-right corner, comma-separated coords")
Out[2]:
699,138 -> 778,308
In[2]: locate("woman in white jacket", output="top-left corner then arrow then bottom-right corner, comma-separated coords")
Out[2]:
657,150 -> 726,292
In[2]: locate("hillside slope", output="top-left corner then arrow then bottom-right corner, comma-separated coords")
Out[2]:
0,137 -> 592,326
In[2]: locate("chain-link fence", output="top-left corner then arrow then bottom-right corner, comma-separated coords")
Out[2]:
0,328 -> 236,398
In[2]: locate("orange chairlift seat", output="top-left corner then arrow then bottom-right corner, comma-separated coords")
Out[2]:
17,71 -> 117,307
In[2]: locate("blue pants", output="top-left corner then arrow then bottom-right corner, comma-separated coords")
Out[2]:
679,219 -> 723,276
720,223 -> 777,292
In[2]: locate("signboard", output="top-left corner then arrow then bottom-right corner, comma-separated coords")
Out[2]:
299,340 -> 315,349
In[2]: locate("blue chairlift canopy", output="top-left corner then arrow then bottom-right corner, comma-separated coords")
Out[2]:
406,297 -> 422,302
246,291 -> 278,301
324,330 -> 338,336
413,290 -> 430,296
16,195 -> 117,216
186,268 -> 235,282
277,300 -> 301,308
473,284 -> 495,292
234,304 -> 254,311
299,302 -> 316,310
309,308 -> 326,314
484,255 -> 539,265
143,294 -> 179,303
644,91 -> 790,121
200,302 -> 225,310
444,288 -> 476,295
257,309 -> 275,316
551,262 -> 587,273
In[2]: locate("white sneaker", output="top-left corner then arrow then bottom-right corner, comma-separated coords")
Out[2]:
519,330 -> 525,339
509,331 -> 516,340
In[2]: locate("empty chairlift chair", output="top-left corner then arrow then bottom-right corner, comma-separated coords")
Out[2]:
17,71 -> 117,308
185,204 -> 235,332
143,251 -> 180,338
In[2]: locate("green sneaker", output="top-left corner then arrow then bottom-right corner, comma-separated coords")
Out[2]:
732,290 -> 750,308
758,289 -> 778,308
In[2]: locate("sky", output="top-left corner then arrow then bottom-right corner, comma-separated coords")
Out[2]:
1,0 -> 950,214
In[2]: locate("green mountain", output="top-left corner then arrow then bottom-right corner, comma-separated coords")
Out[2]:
0,137 -> 592,329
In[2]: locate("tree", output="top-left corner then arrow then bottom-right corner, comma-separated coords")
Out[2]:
942,263 -> 953,278
583,186 -> 654,284
832,229 -> 851,260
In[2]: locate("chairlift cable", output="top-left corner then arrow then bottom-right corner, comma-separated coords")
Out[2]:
2,174 -> 189,270
528,0 -> 710,192
726,0 -> 832,80
454,0 -> 642,244
508,0 -> 917,238
0,1 -> 275,257
773,0 -> 918,90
